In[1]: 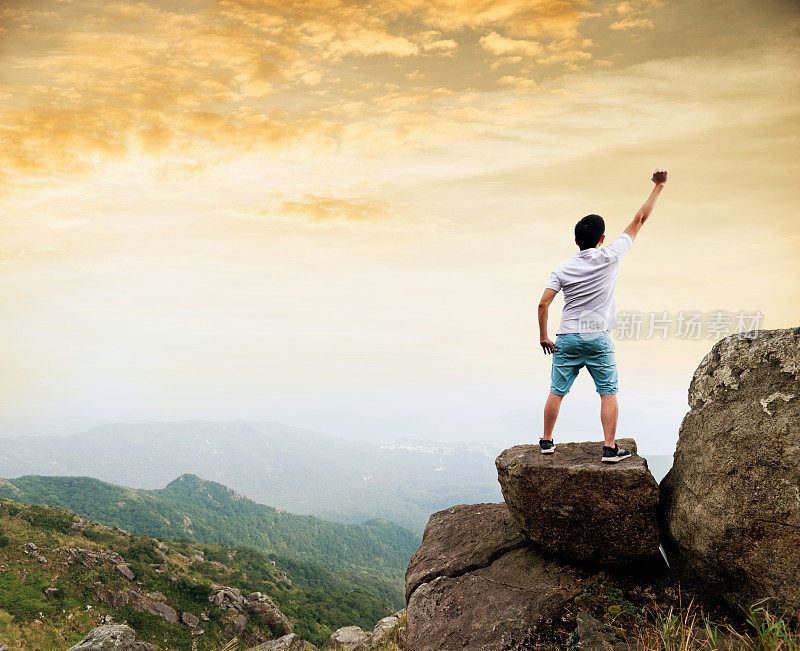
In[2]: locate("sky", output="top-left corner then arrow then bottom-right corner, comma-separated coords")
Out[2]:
1,0 -> 798,452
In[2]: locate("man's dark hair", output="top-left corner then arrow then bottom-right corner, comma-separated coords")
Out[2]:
575,214 -> 605,250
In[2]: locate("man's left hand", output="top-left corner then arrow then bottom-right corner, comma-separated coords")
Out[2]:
540,338 -> 557,354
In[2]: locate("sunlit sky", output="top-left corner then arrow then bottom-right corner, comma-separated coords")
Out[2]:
1,0 -> 798,452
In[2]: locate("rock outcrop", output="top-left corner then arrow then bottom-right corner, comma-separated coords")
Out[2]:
660,328 -> 800,620
247,633 -> 317,650
245,591 -> 294,637
405,503 -> 525,601
67,623 -> 156,650
404,502 -> 581,650
326,625 -> 370,648
496,439 -> 660,563
368,612 -> 404,647
95,588 -> 179,625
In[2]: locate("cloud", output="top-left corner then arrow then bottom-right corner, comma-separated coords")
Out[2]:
422,38 -> 459,53
607,0 -> 660,30
0,0 -> 685,190
276,195 -> 394,223
480,32 -> 544,57
610,17 -> 654,30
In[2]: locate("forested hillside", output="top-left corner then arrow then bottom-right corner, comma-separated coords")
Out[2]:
0,498 -> 394,648
0,474 -> 419,607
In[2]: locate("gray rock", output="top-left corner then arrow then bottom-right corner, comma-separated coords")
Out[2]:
406,546 -> 580,650
145,601 -> 179,625
246,592 -> 293,636
496,439 -> 660,563
71,516 -> 89,531
181,612 -> 199,628
67,623 -> 157,650
369,614 -> 399,645
115,564 -> 135,580
576,611 -> 621,650
211,586 -> 246,610
405,502 -> 525,600
327,625 -> 369,648
96,588 -> 178,625
661,328 -> 800,621
224,613 -> 247,636
247,633 -> 316,650
44,587 -> 59,596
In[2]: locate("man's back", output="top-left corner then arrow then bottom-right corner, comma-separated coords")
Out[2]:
546,233 -> 633,334
536,168 -> 667,462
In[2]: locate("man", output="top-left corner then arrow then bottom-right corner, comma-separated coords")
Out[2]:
537,168 -> 668,462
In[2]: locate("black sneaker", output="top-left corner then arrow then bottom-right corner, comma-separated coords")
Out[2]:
601,443 -> 631,463
539,438 -> 555,455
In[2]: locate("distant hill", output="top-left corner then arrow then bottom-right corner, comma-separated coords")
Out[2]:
0,473 -> 419,608
0,421 -> 504,532
0,497 -> 395,648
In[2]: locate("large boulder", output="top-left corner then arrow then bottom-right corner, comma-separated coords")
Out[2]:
405,502 -> 525,600
496,439 -> 660,563
68,624 -> 156,650
404,503 -> 581,650
660,328 -> 800,620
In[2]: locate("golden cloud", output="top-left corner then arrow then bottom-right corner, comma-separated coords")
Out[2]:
0,0 -> 658,186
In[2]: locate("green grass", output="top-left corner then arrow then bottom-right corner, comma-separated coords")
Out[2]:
633,598 -> 799,650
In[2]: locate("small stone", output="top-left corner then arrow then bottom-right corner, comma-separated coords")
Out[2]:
182,612 -> 200,628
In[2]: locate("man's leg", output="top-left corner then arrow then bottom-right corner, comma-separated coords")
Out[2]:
600,393 -> 618,447
542,392 -> 564,441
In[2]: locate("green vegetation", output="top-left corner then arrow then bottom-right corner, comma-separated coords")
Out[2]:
571,578 -> 800,650
0,498 -> 395,649
0,473 -> 420,607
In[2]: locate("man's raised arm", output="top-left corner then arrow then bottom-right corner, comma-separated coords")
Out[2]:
624,168 -> 668,240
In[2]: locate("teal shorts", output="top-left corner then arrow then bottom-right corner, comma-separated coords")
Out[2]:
550,332 -> 618,396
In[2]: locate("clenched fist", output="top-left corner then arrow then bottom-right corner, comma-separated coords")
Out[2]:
652,168 -> 668,184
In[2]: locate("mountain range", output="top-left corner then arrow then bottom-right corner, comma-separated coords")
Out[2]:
0,421 -> 506,532
0,420 -> 673,532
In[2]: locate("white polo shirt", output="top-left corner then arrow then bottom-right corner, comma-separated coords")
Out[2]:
546,233 -> 633,334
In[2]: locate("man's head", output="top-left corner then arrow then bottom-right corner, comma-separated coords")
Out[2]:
575,214 -> 605,250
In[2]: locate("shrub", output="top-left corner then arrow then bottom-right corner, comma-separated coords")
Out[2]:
0,534 -> 9,547
125,541 -> 161,564
21,506 -> 74,533
167,576 -> 213,607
